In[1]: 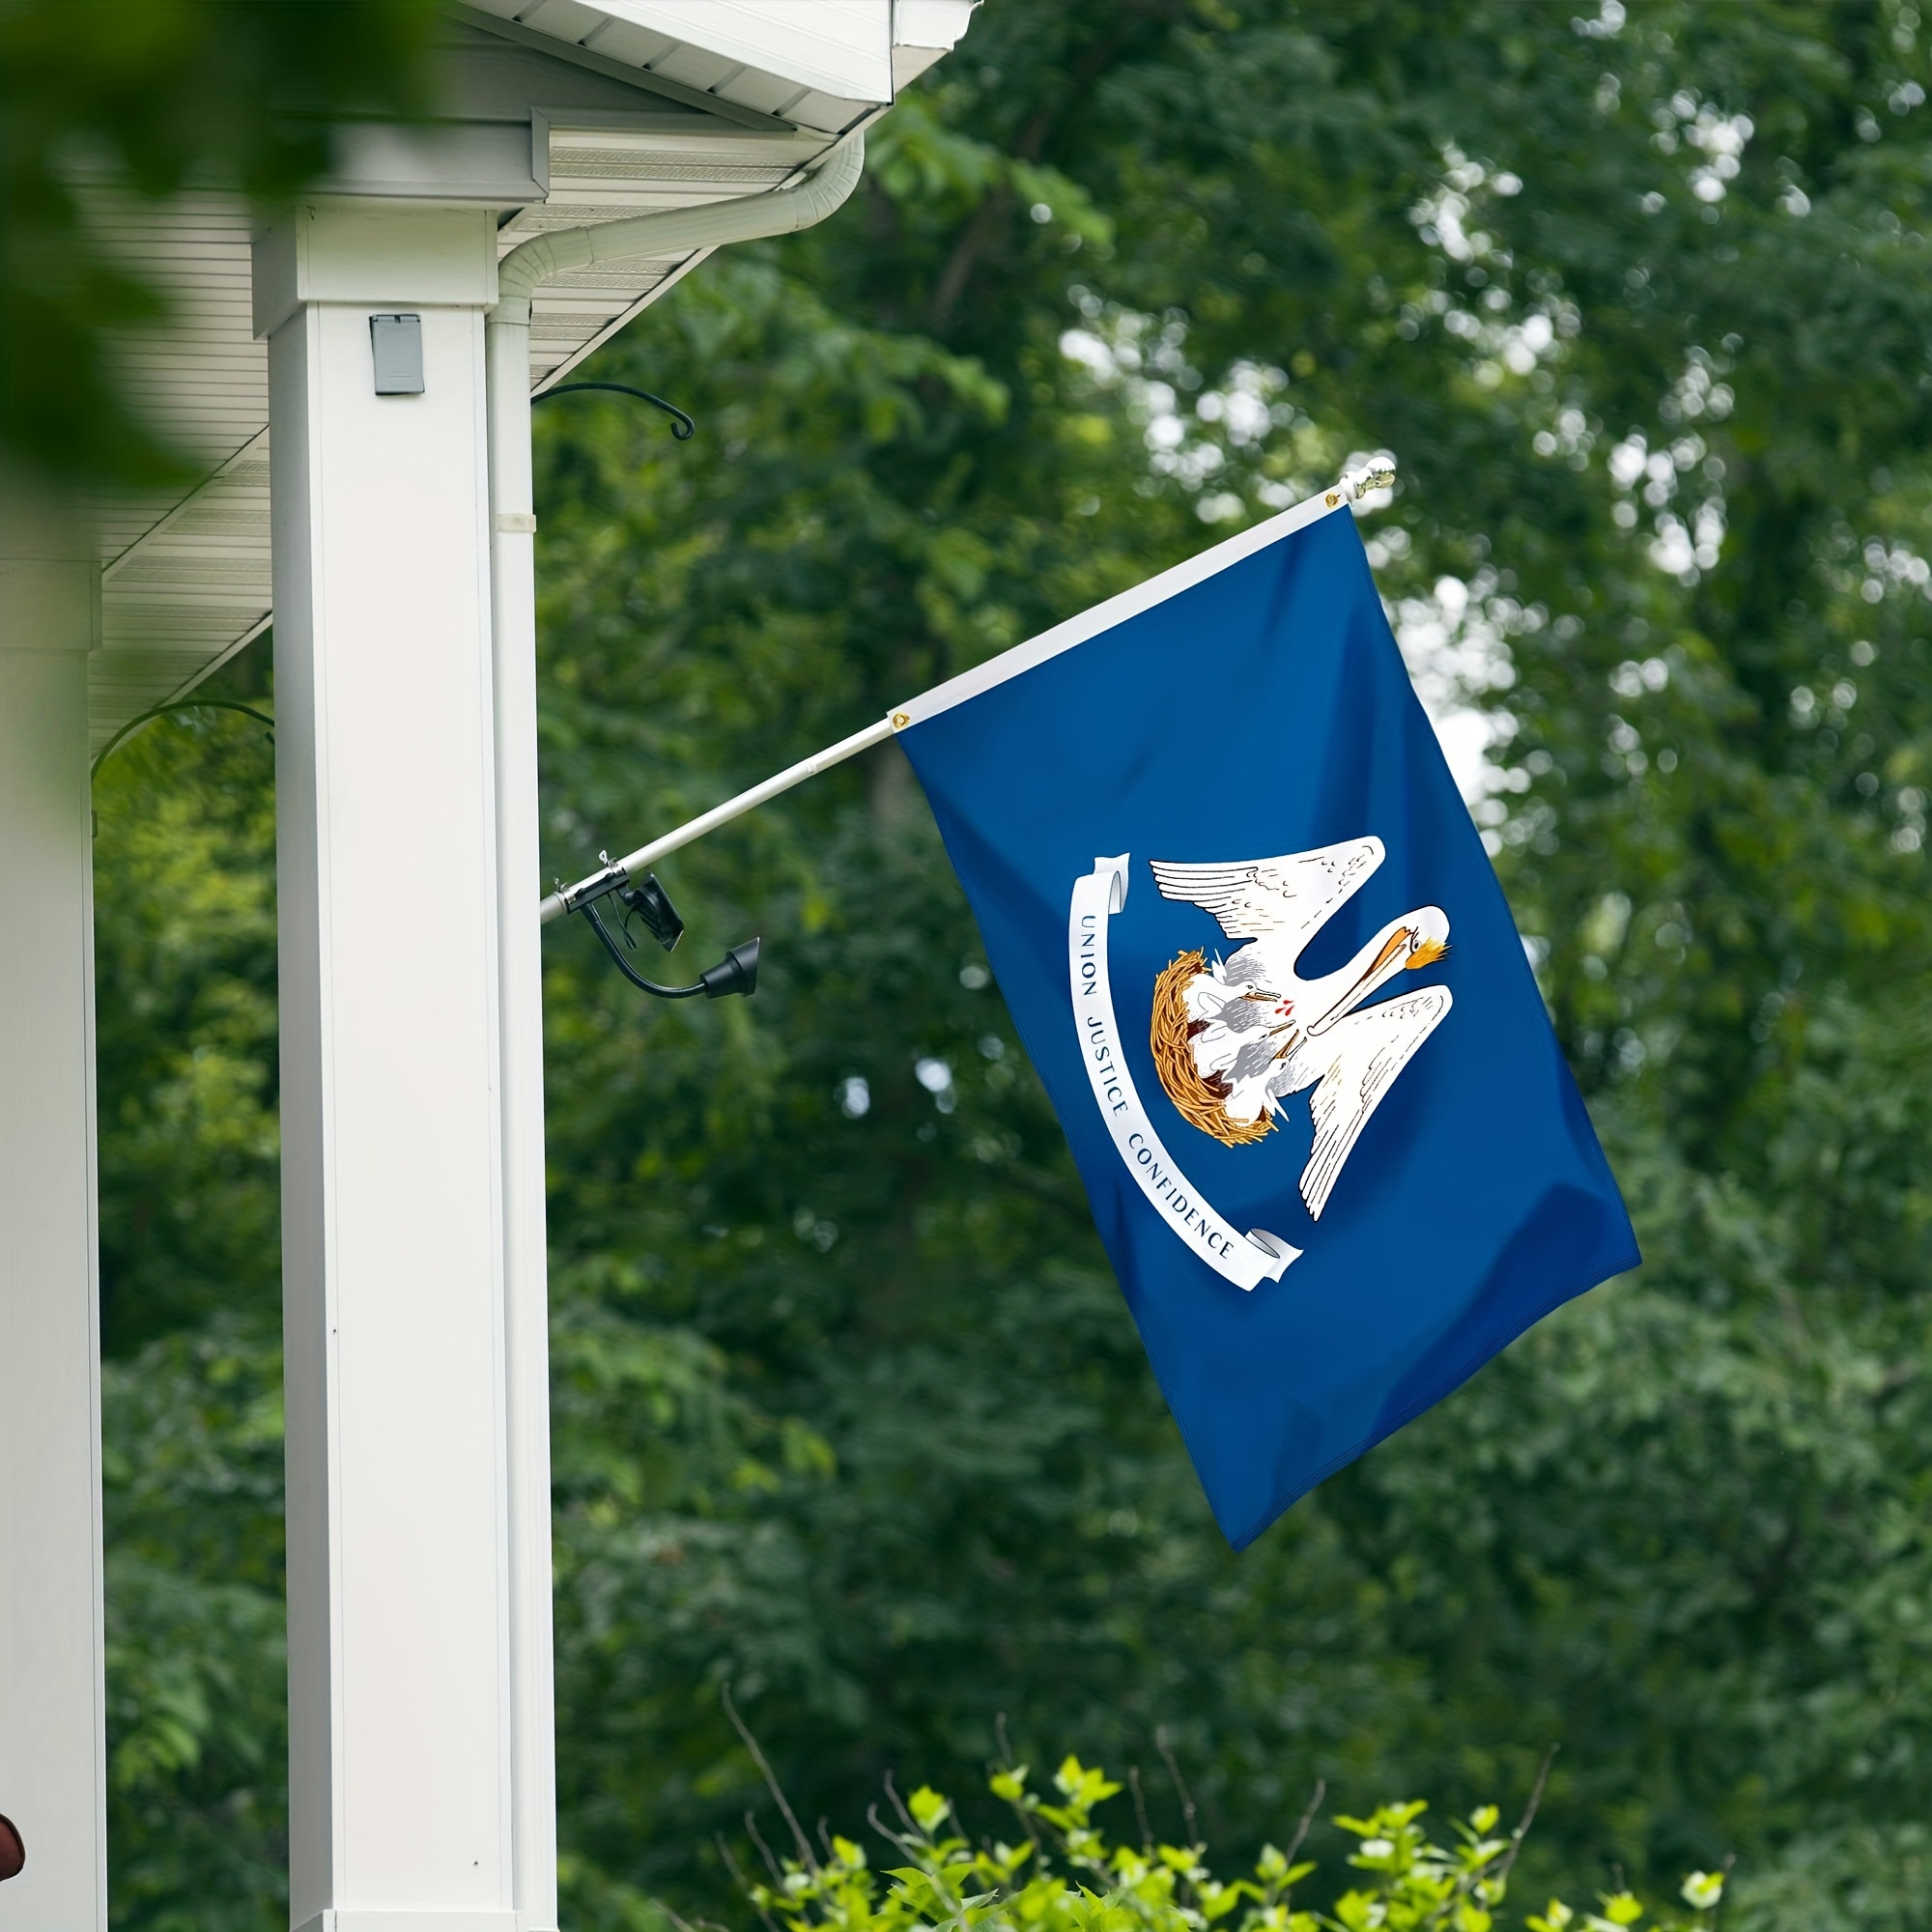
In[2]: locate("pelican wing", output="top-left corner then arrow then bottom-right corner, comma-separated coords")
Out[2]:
1150,838 -> 1385,950
1299,984 -> 1452,1220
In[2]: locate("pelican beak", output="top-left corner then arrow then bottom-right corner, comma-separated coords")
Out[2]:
1308,926 -> 1414,1033
1369,927 -> 1414,978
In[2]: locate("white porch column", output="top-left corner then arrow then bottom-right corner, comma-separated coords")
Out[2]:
257,201 -> 556,1932
0,542 -> 108,1932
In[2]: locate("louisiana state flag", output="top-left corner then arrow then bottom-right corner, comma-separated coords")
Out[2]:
894,485 -> 1638,1548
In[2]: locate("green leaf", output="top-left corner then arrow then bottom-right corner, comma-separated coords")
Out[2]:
1680,1873 -> 1724,1912
907,1786 -> 952,1833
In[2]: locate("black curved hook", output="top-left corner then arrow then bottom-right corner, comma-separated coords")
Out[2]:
534,381 -> 696,440
91,698 -> 274,781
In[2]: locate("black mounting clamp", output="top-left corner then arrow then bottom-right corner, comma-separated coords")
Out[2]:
568,857 -> 759,1002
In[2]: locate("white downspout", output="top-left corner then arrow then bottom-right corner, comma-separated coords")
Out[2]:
495,130 -> 864,314
480,131 -> 866,1932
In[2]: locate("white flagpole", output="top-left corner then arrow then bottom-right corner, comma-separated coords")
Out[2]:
537,463 -> 1392,925
537,714 -> 897,923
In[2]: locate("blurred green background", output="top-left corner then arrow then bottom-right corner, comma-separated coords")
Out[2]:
43,1 -> 1932,1926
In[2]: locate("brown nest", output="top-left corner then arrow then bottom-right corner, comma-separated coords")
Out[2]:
1149,950 -> 1276,1148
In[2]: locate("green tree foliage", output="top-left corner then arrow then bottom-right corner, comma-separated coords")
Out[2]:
736,1749 -> 1723,1932
88,4 -> 1932,1930
92,682 -> 289,1930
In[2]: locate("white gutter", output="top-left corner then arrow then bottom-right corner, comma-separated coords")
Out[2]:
496,131 -> 865,307
479,133 -> 867,1932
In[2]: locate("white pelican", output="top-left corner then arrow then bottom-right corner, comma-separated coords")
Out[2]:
1148,837 -> 1452,1219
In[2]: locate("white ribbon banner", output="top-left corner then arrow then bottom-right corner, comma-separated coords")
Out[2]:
1068,856 -> 1298,1291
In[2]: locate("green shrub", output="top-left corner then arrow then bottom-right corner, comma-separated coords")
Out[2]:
733,1753 -> 1726,1932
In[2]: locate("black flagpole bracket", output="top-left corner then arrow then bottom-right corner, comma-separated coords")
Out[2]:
563,857 -> 759,1002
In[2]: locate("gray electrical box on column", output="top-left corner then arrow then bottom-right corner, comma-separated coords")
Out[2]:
370,314 -> 425,395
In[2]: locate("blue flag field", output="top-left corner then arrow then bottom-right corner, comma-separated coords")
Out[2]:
895,486 -> 1639,1548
